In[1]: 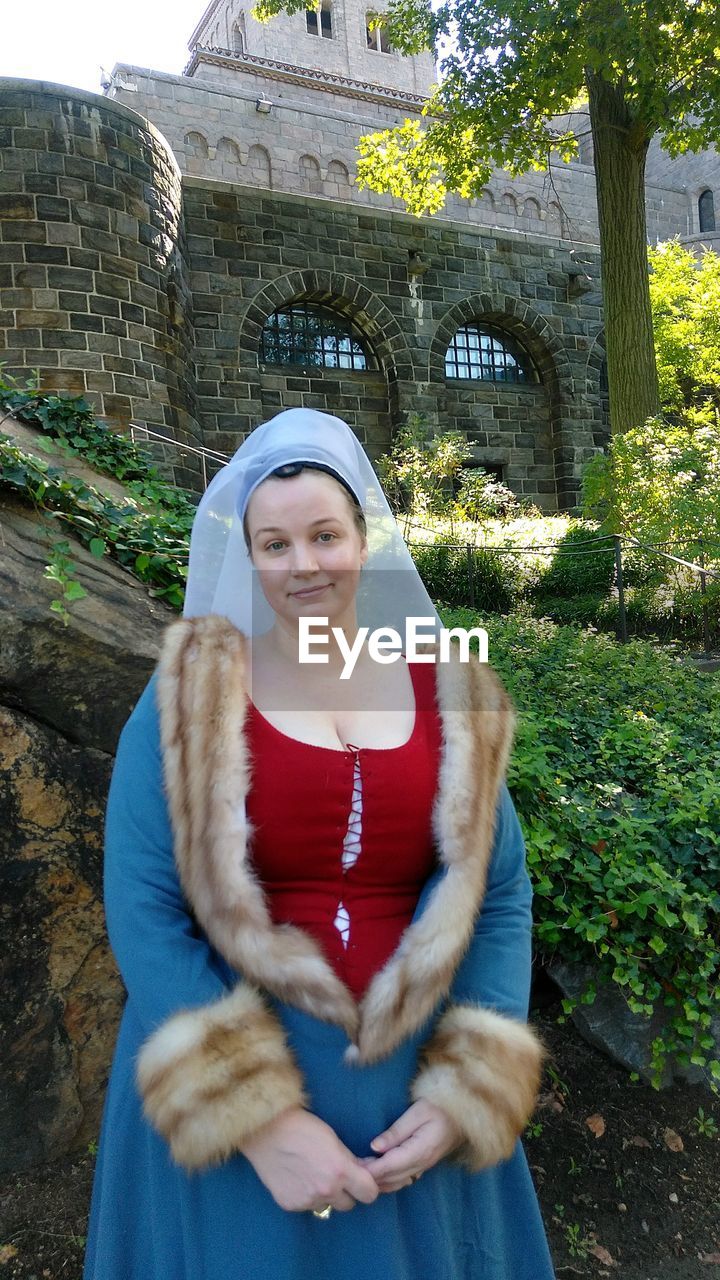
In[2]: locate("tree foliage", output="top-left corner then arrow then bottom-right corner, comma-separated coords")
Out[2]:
649,241 -> 720,413
583,404 -> 720,552
252,0 -> 720,436
253,0 -> 720,217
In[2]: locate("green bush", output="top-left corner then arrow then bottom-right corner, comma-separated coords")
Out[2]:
443,608 -> 720,1088
410,537 -> 522,612
583,404 -> 720,552
534,524 -> 616,599
453,466 -> 522,519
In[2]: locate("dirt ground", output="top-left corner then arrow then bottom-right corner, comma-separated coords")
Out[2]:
1,1004 -> 718,1279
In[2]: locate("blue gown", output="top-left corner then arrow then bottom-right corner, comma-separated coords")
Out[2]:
83,675 -> 556,1280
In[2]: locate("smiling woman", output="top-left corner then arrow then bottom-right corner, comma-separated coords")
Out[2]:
82,408 -> 556,1280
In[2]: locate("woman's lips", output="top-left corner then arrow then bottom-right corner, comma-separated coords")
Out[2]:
290,583 -> 332,599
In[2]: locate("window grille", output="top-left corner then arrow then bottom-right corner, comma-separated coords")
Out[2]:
445,323 -> 536,383
260,303 -> 371,371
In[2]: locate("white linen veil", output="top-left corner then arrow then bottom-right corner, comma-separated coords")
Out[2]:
183,407 -> 442,640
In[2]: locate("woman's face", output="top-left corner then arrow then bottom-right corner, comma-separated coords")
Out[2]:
245,469 -> 368,630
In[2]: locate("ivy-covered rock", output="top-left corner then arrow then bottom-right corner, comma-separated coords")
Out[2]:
0,495 -> 172,752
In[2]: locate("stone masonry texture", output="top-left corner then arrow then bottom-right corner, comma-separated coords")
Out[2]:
0,80 -> 201,488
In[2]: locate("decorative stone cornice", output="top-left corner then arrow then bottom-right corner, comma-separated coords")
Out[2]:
182,45 -> 430,112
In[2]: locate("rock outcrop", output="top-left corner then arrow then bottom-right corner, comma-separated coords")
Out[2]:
0,452 -> 175,1171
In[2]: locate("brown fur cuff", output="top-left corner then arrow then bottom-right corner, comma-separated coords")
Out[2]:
410,1004 -> 544,1171
136,984 -> 308,1171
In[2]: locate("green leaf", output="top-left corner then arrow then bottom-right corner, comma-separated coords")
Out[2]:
89,538 -> 106,558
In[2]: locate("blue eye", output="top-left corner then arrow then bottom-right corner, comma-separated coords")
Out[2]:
317,531 -> 336,542
267,540 -> 285,552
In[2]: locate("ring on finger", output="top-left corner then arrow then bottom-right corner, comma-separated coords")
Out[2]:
312,1204 -> 333,1219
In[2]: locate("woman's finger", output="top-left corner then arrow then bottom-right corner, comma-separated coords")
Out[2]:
330,1189 -> 357,1212
375,1172 -> 421,1193
369,1107 -> 424,1153
345,1160 -> 381,1205
366,1144 -> 426,1182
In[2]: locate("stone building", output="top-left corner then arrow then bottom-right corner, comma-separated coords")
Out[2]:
0,0 -> 717,509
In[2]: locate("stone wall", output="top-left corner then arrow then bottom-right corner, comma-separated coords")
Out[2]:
184,178 -> 607,510
645,137 -> 720,252
0,79 -> 201,487
108,64 -> 690,248
189,0 -> 437,96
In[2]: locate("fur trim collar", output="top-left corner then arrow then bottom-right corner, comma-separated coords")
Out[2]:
156,615 -> 515,1065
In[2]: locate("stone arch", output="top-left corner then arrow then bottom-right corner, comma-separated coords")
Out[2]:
429,294 -> 573,401
239,271 -> 413,459
522,197 -> 541,220
239,270 -> 414,383
216,137 -> 241,169
325,159 -> 351,199
431,296 -> 584,511
585,330 -> 610,448
232,16 -> 246,51
499,191 -> 518,214
247,144 -> 272,188
585,330 -> 607,394
478,188 -> 495,208
299,153 -> 323,195
547,200 -> 567,236
184,130 -> 208,158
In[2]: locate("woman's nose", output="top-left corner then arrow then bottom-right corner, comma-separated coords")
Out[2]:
290,542 -> 319,574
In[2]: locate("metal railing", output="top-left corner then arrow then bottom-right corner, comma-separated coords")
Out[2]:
129,424 -> 230,490
125,424 -> 720,649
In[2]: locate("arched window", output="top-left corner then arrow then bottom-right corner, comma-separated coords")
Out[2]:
232,19 -> 245,53
216,137 -> 241,163
699,189 -> 716,234
307,0 -> 332,38
299,153 -> 323,195
247,144 -> 272,187
184,131 -> 208,159
366,11 -> 392,51
445,323 -> 537,384
260,303 -> 372,370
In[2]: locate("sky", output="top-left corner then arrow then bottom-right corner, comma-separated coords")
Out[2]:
0,0 -> 208,96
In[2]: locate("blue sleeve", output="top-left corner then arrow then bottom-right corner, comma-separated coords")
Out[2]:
103,674 -> 235,1037
449,782 -> 534,1020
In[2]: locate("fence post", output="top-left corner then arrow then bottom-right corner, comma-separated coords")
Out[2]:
698,536 -> 712,655
465,544 -> 476,610
614,535 -> 628,643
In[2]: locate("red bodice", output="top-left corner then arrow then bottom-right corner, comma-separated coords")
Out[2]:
244,661 -> 443,1000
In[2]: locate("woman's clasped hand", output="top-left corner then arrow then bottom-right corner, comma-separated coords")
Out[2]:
240,1100 -> 463,1214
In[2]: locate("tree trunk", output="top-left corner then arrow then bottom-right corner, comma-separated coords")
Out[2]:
586,71 -> 660,435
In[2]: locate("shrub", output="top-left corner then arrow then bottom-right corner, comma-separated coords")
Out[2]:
410,536 -> 522,612
443,609 -> 720,1088
453,466 -> 521,519
582,404 -> 720,552
534,523 -> 616,600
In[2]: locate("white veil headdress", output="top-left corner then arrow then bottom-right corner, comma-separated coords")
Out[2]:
183,407 -> 442,640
